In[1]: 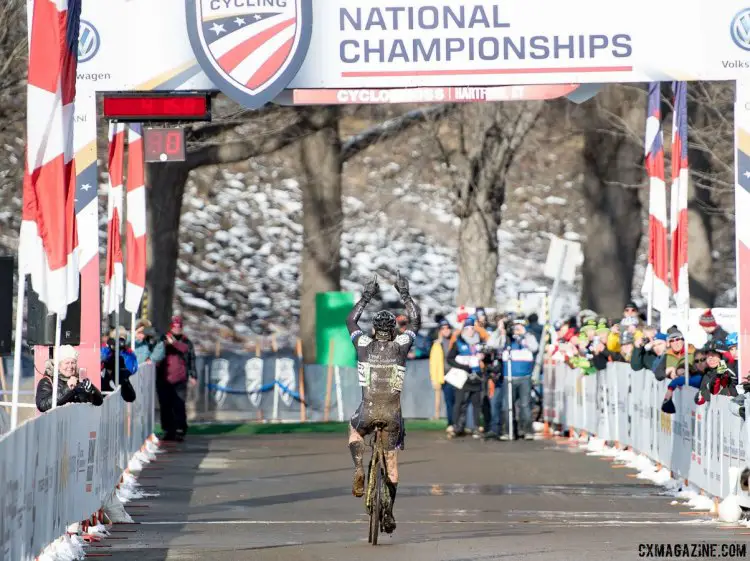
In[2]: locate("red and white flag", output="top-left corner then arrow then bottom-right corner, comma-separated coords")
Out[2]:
641,82 -> 670,312
19,0 -> 82,319
124,124 -> 147,314
103,122 -> 126,315
670,82 -> 690,306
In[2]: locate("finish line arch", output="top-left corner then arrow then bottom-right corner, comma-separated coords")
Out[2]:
69,0 -> 750,378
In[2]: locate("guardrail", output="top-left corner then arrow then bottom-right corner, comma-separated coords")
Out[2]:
0,364 -> 155,560
543,361 -> 750,506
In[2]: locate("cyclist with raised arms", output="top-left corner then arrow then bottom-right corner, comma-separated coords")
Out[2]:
346,272 -> 421,535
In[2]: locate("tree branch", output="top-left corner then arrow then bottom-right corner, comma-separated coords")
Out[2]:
340,103 -> 457,162
186,119 -> 321,169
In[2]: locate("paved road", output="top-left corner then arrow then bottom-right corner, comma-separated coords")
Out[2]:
102,432 -> 747,561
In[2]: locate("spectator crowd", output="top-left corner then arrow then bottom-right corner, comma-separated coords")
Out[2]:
428,308 -> 545,441
544,304 -> 750,417
35,315 -> 198,442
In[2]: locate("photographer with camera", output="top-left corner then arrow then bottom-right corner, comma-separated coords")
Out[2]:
446,317 -> 485,439
133,318 -> 166,366
36,345 -> 103,412
101,327 -> 139,402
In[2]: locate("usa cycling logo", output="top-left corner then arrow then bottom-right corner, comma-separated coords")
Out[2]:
78,20 -> 100,63
731,8 -> 750,51
185,0 -> 312,109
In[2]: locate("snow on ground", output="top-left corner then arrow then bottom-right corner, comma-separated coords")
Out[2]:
579,437 -> 750,524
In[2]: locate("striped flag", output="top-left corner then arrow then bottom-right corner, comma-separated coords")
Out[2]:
124,124 -> 147,314
103,122 -> 126,315
19,0 -> 82,319
670,82 -> 690,306
641,82 -> 670,312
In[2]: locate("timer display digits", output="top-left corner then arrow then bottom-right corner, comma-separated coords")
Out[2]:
143,127 -> 186,162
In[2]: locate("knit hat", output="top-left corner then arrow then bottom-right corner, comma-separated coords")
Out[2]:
699,309 -> 717,328
439,319 -> 451,328
620,332 -> 635,345
463,317 -> 475,328
667,330 -> 684,342
58,345 -> 79,362
596,322 -> 610,335
654,333 -> 668,342
624,301 -> 638,311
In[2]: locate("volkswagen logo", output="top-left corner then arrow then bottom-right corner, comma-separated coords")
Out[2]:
78,20 -> 100,63
731,8 -> 750,51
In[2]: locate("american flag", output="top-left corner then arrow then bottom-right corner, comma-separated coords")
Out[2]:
203,10 -> 296,91
124,124 -> 147,314
641,82 -> 670,313
19,0 -> 82,319
670,82 -> 690,306
103,122 -> 126,316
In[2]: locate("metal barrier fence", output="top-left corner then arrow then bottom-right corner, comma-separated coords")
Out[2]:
191,354 -> 440,422
543,361 -> 750,506
0,364 -> 156,561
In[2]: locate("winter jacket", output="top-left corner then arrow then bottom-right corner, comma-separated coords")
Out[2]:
159,333 -> 197,385
695,362 -> 738,405
133,337 -> 166,365
429,338 -> 452,389
36,374 -> 103,412
101,343 -> 139,379
447,334 -> 484,387
630,346 -> 661,372
668,374 -> 703,390
665,346 -> 695,372
592,349 -> 626,371
503,333 -> 538,378
706,326 -> 729,345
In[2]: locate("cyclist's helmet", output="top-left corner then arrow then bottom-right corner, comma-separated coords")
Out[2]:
372,310 -> 397,341
726,332 -> 739,348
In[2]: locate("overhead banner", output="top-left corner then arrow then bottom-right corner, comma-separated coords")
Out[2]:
79,0 -> 750,101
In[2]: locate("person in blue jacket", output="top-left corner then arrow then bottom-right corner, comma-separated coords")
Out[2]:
500,319 -> 539,440
101,327 -> 139,402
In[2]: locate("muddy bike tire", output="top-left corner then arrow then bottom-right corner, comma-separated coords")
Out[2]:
370,460 -> 382,545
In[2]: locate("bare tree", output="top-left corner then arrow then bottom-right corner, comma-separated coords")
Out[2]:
433,102 -> 542,306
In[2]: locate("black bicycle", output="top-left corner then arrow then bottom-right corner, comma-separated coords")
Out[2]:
364,421 -> 390,545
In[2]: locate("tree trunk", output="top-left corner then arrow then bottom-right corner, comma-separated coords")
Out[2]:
145,162 -> 191,333
580,86 -> 644,318
457,207 -> 499,306
452,103 -> 540,307
686,102 -> 716,308
298,107 -> 342,362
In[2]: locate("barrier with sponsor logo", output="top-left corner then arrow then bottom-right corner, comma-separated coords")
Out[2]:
0,365 -> 155,561
543,362 -> 750,504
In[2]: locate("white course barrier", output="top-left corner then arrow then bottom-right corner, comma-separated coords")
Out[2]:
0,364 -> 155,561
544,362 -> 750,505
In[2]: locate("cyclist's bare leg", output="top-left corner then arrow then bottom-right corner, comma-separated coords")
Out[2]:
348,426 -> 365,497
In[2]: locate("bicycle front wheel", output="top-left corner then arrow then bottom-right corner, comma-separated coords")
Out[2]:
369,461 -> 381,545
